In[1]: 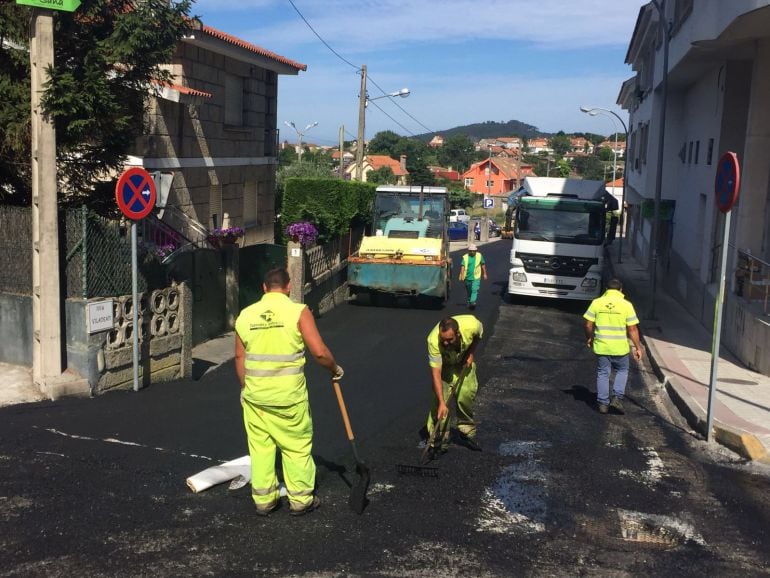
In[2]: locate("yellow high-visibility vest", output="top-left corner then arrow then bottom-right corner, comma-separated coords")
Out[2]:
427,314 -> 483,368
235,292 -> 307,406
583,289 -> 639,356
461,252 -> 485,280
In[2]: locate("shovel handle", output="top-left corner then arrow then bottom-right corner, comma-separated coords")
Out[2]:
333,380 -> 355,442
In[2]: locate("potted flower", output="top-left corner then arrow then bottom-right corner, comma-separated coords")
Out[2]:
285,221 -> 318,246
207,226 -> 244,249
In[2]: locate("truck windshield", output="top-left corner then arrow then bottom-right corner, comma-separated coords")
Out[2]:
373,195 -> 446,239
515,206 -> 604,245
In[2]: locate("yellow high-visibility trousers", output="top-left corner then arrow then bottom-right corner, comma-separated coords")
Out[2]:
426,363 -> 479,449
242,399 -> 316,510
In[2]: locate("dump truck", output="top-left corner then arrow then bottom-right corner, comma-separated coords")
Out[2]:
348,185 -> 451,306
508,177 -> 618,301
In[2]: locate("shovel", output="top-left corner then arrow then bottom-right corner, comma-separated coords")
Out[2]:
397,364 -> 470,477
332,379 -> 371,515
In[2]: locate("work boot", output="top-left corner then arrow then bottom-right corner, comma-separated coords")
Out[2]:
289,496 -> 321,517
598,403 -> 609,415
463,436 -> 482,452
610,397 -> 625,415
255,501 -> 278,517
468,302 -> 476,310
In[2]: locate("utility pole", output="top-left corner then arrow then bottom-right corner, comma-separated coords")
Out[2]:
355,64 -> 367,182
339,125 -> 345,179
30,9 -> 63,390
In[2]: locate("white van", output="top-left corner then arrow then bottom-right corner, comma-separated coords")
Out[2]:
450,209 -> 470,223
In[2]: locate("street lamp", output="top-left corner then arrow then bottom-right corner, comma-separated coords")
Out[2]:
284,120 -> 318,163
580,105 -> 628,264
354,63 -> 410,181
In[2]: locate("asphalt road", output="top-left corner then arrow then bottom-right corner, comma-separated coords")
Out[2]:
1,239 -> 769,577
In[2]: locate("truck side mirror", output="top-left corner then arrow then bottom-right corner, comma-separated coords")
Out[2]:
606,215 -> 619,244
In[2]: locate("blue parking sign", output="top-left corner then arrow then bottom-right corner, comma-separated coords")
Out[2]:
483,197 -> 494,209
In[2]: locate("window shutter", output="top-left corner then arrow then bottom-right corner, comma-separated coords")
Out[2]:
243,181 -> 257,226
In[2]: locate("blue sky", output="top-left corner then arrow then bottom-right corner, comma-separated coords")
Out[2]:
194,0 -> 645,147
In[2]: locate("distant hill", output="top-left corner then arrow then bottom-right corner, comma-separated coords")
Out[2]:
415,120 -> 547,142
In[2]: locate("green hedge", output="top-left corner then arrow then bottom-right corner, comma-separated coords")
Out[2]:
280,178 -> 376,244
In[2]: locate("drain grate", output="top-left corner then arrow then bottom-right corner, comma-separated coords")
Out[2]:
617,509 -> 705,549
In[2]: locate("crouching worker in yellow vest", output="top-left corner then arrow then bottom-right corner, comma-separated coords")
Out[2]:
235,267 -> 343,517
426,315 -> 484,457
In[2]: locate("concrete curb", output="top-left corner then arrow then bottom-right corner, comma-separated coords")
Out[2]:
643,324 -> 769,463
608,247 -> 769,464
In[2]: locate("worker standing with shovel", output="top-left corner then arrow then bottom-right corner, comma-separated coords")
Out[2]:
425,315 -> 484,459
235,267 -> 344,517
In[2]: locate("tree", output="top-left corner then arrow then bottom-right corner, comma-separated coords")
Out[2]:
279,146 -> 298,167
597,147 -> 614,162
549,134 -> 572,157
437,133 -> 476,172
0,0 -> 193,206
367,166 -> 396,185
366,130 -> 402,158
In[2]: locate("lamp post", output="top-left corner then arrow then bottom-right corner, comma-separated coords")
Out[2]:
284,120 -> 318,163
354,64 -> 409,181
580,106 -> 628,264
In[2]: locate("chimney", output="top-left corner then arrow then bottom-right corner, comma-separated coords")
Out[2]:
400,155 -> 407,173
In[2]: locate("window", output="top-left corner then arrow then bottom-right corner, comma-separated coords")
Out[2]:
695,140 -> 700,164
486,180 -> 494,188
225,74 -> 244,126
464,177 -> 474,187
688,141 -> 693,164
707,138 -> 714,165
243,181 -> 257,227
640,123 -> 649,166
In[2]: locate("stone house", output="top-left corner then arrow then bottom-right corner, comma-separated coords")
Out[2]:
129,21 -> 306,246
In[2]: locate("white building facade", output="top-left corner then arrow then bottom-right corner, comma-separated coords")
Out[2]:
620,0 -> 770,375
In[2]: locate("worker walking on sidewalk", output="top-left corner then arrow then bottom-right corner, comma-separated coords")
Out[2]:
459,244 -> 487,310
235,267 -> 344,517
426,315 -> 484,456
583,278 -> 644,415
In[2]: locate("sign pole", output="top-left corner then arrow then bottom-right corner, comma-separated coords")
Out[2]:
131,222 -> 140,392
706,151 -> 741,442
115,166 -> 156,392
705,209 -> 731,442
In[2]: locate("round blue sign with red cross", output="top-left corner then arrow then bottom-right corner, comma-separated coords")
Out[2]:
714,152 -> 740,214
115,167 -> 157,220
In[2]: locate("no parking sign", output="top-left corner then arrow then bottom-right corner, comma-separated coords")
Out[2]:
115,167 -> 157,220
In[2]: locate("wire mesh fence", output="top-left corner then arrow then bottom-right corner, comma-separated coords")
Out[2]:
0,205 -> 167,299
0,205 -> 33,295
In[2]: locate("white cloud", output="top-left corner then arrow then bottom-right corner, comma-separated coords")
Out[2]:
198,0 -> 643,54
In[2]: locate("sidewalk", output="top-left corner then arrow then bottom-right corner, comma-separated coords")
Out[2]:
0,332 -> 237,408
608,242 -> 770,463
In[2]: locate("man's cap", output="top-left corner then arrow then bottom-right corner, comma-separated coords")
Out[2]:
468,244 -> 478,251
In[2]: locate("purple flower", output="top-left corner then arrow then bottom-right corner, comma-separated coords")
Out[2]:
208,226 -> 244,239
285,221 -> 318,246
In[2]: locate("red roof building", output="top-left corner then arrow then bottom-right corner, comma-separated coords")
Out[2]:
461,158 -> 536,195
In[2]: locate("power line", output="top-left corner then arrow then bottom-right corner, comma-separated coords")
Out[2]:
368,76 -> 435,135
285,0 -> 434,137
367,99 -> 416,137
285,0 -> 359,71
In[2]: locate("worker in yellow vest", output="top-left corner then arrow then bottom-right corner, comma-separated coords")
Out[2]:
426,315 -> 484,455
583,278 -> 644,415
235,267 -> 343,516
459,244 -> 487,310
